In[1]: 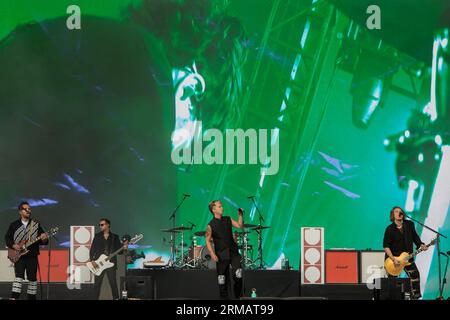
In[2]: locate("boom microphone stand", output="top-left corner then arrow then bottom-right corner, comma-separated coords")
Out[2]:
404,213 -> 448,299
168,194 -> 190,268
46,231 -> 59,300
238,208 -> 246,298
248,196 -> 266,270
438,252 -> 449,299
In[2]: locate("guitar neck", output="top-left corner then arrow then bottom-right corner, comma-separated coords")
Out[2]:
107,246 -> 125,260
408,243 -> 431,259
106,236 -> 142,260
25,234 -> 44,249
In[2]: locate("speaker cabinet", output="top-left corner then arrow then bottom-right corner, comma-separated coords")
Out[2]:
374,278 -> 410,300
360,250 -> 387,284
325,250 -> 359,283
120,276 -> 154,300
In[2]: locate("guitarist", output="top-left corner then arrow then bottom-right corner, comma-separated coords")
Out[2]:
89,218 -> 128,300
4,201 -> 48,300
383,206 -> 428,299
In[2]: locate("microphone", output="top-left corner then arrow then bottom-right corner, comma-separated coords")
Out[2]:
184,194 -> 191,198
238,208 -> 244,215
247,195 -> 255,199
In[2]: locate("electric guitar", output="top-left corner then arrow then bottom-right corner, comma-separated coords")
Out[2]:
8,227 -> 59,263
87,234 -> 143,276
384,237 -> 437,276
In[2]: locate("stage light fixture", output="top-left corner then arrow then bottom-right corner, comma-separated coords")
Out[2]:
350,49 -> 398,129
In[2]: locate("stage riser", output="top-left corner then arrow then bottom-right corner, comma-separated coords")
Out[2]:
0,283 -> 95,300
128,270 -> 300,299
301,284 -> 374,300
0,271 -> 392,300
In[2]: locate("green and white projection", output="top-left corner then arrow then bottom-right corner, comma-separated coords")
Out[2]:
0,0 -> 449,299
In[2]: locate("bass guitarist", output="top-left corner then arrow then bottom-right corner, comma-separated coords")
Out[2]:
89,218 -> 128,300
383,206 -> 428,299
4,201 -> 48,300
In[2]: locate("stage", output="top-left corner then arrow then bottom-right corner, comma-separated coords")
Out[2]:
0,269 -> 385,300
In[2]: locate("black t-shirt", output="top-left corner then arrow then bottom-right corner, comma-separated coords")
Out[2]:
383,220 -> 423,260
208,216 -> 239,260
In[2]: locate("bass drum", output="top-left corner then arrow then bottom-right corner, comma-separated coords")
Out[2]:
200,244 -> 216,270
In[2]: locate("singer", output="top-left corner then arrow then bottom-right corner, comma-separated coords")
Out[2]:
4,201 -> 48,300
205,200 -> 244,299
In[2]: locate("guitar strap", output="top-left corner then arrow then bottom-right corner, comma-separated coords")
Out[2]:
26,220 -> 35,243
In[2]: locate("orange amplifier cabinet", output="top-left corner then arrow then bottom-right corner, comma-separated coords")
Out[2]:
325,250 -> 359,284
37,249 -> 70,282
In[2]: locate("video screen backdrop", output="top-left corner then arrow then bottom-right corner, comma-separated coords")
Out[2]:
0,0 -> 449,298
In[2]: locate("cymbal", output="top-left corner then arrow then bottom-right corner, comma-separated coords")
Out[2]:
161,228 -> 182,233
194,231 -> 206,237
172,226 -> 193,231
251,225 -> 270,231
243,224 -> 258,229
234,231 -> 250,235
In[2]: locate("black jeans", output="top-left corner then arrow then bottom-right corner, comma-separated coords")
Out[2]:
94,267 -> 119,300
11,255 -> 38,299
216,254 -> 243,299
389,262 -> 421,299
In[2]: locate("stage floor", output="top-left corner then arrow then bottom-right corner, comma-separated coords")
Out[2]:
128,269 -> 300,299
0,269 -> 377,300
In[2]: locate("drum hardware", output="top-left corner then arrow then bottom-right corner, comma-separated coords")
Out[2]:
247,195 -> 269,269
251,224 -> 270,269
235,229 -> 255,269
161,224 -> 193,269
166,194 -> 190,268
161,199 -> 272,270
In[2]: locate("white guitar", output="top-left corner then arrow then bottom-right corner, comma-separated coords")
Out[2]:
87,234 -> 143,276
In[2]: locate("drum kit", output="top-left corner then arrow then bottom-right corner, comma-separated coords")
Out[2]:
160,223 -> 270,270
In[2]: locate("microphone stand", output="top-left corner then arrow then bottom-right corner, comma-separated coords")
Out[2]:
404,213 -> 447,299
239,210 -> 246,298
438,253 -> 449,299
168,194 -> 189,268
249,197 -> 266,270
46,233 -> 59,300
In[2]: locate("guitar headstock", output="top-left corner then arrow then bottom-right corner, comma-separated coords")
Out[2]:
429,237 -> 438,246
130,234 -> 143,244
48,227 -> 59,236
